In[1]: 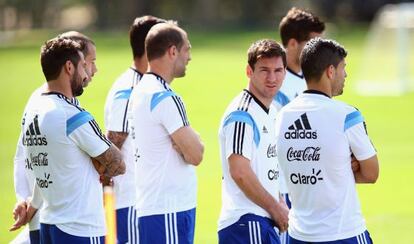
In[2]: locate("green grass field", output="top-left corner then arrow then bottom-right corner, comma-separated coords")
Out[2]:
0,27 -> 413,243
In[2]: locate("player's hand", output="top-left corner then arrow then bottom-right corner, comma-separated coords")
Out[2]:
92,157 -> 106,175
100,174 -> 114,186
270,197 -> 289,233
351,155 -> 360,172
9,201 -> 28,231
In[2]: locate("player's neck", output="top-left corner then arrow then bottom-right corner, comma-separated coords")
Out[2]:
307,80 -> 332,97
147,61 -> 174,84
286,59 -> 301,74
132,57 -> 148,74
45,79 -> 74,98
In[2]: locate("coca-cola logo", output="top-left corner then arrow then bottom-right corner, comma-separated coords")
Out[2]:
287,147 -> 320,162
267,144 -> 277,158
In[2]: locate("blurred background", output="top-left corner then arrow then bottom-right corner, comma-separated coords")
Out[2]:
1,0 -> 413,243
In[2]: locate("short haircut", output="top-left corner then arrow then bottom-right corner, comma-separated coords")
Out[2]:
279,7 -> 325,47
58,31 -> 95,57
247,39 -> 287,70
40,37 -> 82,81
145,22 -> 185,62
129,15 -> 166,58
300,37 -> 347,82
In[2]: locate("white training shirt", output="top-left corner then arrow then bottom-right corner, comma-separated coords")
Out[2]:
218,89 -> 280,231
104,68 -> 141,209
129,72 -> 196,217
275,90 -> 377,242
14,85 -> 81,231
275,68 -> 306,195
23,91 -> 110,237
279,68 -> 306,102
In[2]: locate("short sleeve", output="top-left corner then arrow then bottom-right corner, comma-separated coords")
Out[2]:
105,88 -> 132,133
67,111 -> 111,157
221,110 -> 261,161
344,110 -> 376,161
223,121 -> 254,161
151,91 -> 190,134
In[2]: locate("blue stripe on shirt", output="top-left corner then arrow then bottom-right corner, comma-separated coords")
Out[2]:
273,91 -> 290,106
344,110 -> 364,131
66,111 -> 94,135
114,89 -> 132,100
150,91 -> 177,111
223,110 -> 260,146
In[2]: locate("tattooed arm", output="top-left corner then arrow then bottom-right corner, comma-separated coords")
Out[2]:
106,131 -> 128,149
93,144 -> 125,177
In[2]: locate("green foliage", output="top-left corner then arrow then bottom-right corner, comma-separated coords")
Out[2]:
0,28 -> 413,243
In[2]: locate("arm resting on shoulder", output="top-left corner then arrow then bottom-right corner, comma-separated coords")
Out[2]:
170,126 -> 204,166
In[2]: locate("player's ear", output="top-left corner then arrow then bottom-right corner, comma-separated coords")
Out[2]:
63,60 -> 74,76
326,65 -> 335,79
246,64 -> 253,78
167,45 -> 177,59
287,38 -> 298,49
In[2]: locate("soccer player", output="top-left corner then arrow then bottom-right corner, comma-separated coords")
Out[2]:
275,9 -> 325,243
129,22 -> 204,243
276,7 -> 325,103
218,39 -> 289,244
104,15 -> 165,244
11,31 -> 98,244
10,37 -> 125,243
275,38 -> 379,243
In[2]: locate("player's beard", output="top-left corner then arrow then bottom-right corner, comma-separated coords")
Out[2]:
70,68 -> 85,97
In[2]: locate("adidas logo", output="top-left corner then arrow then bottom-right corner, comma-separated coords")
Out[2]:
262,126 -> 268,133
23,115 -> 48,146
284,113 -> 317,139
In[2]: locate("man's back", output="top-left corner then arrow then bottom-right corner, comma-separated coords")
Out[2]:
23,92 -> 110,237
275,91 -> 376,241
130,73 -> 196,217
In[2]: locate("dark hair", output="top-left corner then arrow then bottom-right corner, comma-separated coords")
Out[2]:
58,31 -> 95,57
145,22 -> 185,61
130,15 -> 166,58
279,7 -> 325,47
247,39 -> 286,70
40,37 -> 82,81
300,37 -> 347,82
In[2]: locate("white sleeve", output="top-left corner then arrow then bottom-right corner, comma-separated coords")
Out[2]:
14,132 -> 31,202
152,94 -> 190,135
67,111 -> 111,157
222,118 -> 254,161
344,110 -> 376,161
104,88 -> 131,133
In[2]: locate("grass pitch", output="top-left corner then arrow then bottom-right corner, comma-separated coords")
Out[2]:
0,27 -> 413,243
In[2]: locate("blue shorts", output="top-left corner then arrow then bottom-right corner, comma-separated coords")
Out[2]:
289,230 -> 373,244
40,223 -> 104,244
29,230 -> 40,244
138,208 -> 196,244
116,206 -> 139,244
218,214 -> 281,244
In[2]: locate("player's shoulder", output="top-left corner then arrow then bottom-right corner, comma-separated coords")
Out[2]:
332,99 -> 360,115
111,68 -> 139,91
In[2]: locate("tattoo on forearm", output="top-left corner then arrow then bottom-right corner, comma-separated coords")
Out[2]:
107,131 -> 128,149
94,145 -> 125,177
